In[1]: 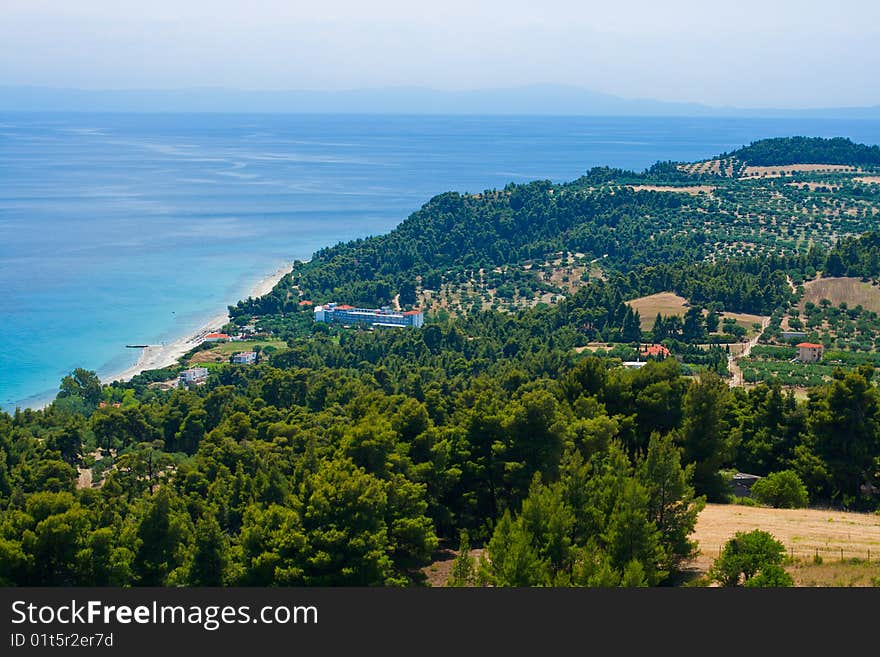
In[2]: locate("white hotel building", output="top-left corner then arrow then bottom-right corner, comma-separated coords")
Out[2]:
314,303 -> 424,328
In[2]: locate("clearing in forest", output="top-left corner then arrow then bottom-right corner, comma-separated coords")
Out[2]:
800,277 -> 880,314
688,503 -> 880,573
626,292 -> 689,330
626,185 -> 715,195
721,311 -> 768,334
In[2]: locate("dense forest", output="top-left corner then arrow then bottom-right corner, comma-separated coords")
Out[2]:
730,136 -> 880,166
3,137 -> 880,587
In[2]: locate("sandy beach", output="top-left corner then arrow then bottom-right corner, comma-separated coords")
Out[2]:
100,264 -> 293,385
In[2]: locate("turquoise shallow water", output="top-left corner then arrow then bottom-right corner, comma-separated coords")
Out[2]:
3,113 -> 880,410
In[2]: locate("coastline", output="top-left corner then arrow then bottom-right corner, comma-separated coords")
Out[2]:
100,264 -> 293,386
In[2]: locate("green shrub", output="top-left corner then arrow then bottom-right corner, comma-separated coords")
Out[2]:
709,529 -> 792,587
751,470 -> 809,508
743,563 -> 795,588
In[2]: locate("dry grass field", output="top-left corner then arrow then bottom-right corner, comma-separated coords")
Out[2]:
627,185 -> 715,195
721,311 -> 767,333
678,160 -> 860,180
786,559 -> 880,587
742,164 -> 859,178
801,277 -> 880,314
626,292 -> 765,336
574,342 -> 616,353
688,503 -> 880,573
626,292 -> 690,329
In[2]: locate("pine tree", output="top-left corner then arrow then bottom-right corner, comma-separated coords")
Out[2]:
129,488 -> 193,586
518,475 -> 575,581
571,541 -> 619,587
652,313 -> 666,342
639,432 -> 705,572
479,511 -> 546,586
622,307 -> 642,343
678,372 -> 733,501
447,530 -> 476,587
186,515 -> 229,586
603,478 -> 664,585
620,559 -> 649,587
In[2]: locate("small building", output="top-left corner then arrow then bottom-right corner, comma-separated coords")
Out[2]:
622,361 -> 647,369
232,351 -> 257,365
203,332 -> 231,342
314,303 -> 424,328
179,367 -> 209,386
730,472 -> 761,498
796,342 -> 824,363
642,344 -> 670,359
780,331 -> 806,341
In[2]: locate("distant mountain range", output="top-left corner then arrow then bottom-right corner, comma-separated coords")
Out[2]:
2,84 -> 880,118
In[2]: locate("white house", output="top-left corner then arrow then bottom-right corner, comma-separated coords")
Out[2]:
179,367 -> 210,386
232,351 -> 257,365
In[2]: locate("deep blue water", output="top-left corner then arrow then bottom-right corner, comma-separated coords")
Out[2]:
3,113 -> 880,410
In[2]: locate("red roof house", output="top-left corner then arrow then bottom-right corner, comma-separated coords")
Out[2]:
643,344 -> 670,358
796,342 -> 824,363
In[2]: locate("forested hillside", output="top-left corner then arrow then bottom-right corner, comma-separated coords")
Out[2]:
3,137 -> 880,588
730,136 -> 880,166
233,136 -> 880,320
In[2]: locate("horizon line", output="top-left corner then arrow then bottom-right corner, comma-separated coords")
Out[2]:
2,83 -> 879,115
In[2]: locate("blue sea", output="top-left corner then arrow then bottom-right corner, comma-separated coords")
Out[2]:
3,113 -> 880,410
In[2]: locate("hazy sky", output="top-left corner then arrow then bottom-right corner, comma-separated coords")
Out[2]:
2,0 -> 879,108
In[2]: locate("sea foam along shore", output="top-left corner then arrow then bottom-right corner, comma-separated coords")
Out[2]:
101,264 -> 293,386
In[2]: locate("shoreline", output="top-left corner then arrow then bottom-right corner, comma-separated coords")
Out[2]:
100,263 -> 293,387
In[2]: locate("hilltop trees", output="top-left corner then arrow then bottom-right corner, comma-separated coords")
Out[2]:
732,136 -> 880,167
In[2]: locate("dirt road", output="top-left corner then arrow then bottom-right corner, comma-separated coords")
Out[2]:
727,316 -> 770,387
